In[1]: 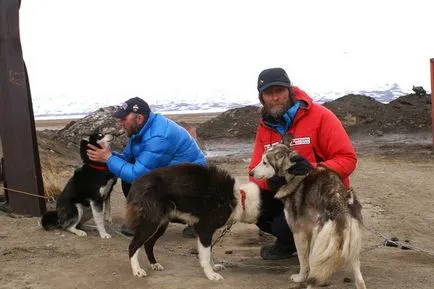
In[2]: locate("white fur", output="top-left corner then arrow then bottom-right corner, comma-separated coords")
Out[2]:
150,263 -> 164,271
97,134 -> 114,148
197,239 -> 223,280
250,154 -> 276,179
99,179 -> 115,198
229,181 -> 261,224
100,180 -> 114,223
131,248 -> 147,277
294,218 -> 366,289
90,201 -> 111,238
66,204 -> 87,236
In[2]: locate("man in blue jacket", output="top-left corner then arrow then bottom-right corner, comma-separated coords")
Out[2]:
87,97 -> 207,236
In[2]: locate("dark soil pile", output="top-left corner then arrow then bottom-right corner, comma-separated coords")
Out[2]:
196,106 -> 261,140
197,93 -> 432,139
323,93 -> 431,134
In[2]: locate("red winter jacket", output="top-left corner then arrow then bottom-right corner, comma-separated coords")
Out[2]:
248,87 -> 357,190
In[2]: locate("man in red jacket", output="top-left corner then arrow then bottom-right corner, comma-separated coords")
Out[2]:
249,67 -> 357,260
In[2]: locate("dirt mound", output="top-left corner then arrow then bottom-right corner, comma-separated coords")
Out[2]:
196,106 -> 261,140
43,106 -> 127,152
324,93 -> 431,134
322,94 -> 386,128
197,93 -> 432,140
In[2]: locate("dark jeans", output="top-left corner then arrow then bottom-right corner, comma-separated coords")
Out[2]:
121,181 -> 131,199
256,190 -> 296,250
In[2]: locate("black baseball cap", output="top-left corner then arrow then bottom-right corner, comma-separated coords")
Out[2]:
112,97 -> 151,118
257,67 -> 291,93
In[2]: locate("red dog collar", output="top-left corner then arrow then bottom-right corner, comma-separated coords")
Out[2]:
87,163 -> 109,171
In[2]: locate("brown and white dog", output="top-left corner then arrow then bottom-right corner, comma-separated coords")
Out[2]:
250,143 -> 366,289
124,163 -> 261,281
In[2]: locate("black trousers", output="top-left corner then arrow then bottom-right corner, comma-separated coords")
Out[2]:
256,190 -> 296,250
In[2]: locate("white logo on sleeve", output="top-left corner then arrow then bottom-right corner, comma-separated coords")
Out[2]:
290,137 -> 311,146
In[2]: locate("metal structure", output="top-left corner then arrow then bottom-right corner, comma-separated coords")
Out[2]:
0,0 -> 46,216
431,58 -> 434,149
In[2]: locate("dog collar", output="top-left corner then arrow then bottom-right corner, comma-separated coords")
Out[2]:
87,163 -> 109,171
240,189 -> 246,211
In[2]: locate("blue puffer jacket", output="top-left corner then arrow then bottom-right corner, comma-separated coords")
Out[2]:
107,112 -> 207,183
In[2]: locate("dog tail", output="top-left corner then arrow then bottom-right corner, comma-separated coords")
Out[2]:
40,211 -> 60,230
307,217 -> 363,286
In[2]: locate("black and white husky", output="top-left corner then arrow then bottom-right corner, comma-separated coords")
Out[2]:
250,142 -> 366,289
124,163 -> 261,280
40,133 -> 117,239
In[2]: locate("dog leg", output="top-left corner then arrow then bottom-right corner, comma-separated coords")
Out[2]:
66,204 -> 87,236
90,201 -> 111,239
291,231 -> 309,283
103,197 -> 112,224
130,248 -> 147,277
352,258 -> 367,289
196,233 -> 223,281
129,220 -> 160,278
145,222 -> 169,271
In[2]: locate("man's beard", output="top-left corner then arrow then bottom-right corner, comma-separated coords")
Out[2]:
126,120 -> 142,137
264,101 -> 292,119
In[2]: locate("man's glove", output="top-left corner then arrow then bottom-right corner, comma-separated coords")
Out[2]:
267,175 -> 287,191
287,155 -> 313,175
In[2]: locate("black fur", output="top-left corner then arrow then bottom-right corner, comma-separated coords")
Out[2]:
40,133 -> 117,237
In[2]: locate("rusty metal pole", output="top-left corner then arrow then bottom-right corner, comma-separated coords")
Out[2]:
0,0 -> 46,216
431,58 -> 434,150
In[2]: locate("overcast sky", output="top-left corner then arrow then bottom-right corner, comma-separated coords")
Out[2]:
19,0 -> 434,106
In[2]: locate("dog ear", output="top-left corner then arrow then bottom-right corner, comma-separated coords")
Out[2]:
281,133 -> 294,147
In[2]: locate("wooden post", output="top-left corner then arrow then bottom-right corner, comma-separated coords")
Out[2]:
0,0 -> 46,216
431,58 -> 434,150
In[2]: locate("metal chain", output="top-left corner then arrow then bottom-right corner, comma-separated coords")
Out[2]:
364,225 -> 434,256
211,223 -> 233,248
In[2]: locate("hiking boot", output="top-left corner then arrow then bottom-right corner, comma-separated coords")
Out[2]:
182,226 -> 196,238
120,224 -> 134,237
260,241 -> 297,260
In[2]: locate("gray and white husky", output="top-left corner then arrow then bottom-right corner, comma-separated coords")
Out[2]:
250,141 -> 366,289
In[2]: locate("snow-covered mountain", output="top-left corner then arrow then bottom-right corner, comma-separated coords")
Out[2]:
32,83 -> 415,119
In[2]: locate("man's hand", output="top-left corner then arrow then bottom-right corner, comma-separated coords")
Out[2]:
287,155 -> 313,175
87,143 -> 112,163
267,175 -> 287,191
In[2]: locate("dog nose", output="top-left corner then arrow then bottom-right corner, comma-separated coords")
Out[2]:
248,171 -> 253,177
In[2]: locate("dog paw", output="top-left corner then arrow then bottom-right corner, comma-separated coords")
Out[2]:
213,264 -> 225,271
74,230 -> 87,236
150,263 -> 164,271
133,268 -> 147,277
290,273 -> 306,283
100,232 -> 112,239
206,271 -> 224,281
